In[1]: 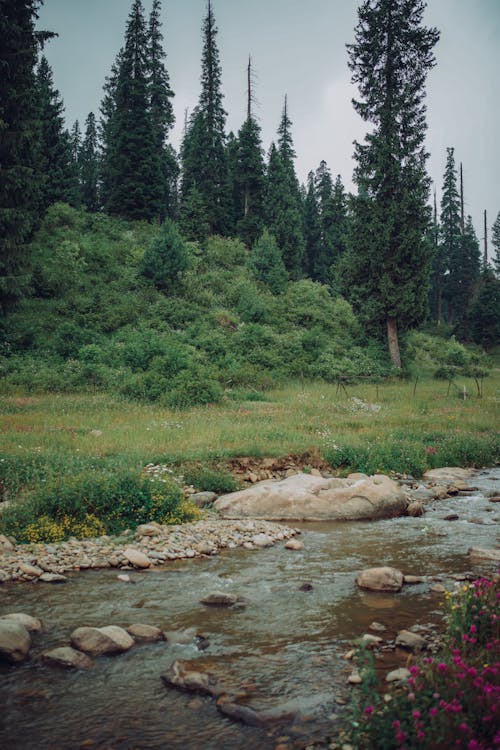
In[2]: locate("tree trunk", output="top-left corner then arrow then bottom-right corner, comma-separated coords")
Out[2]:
386,316 -> 402,369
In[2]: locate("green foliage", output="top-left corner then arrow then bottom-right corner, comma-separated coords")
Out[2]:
248,229 -> 288,294
346,573 -> 500,750
140,219 -> 189,290
0,467 -> 193,541
344,0 -> 439,365
183,465 -> 238,494
469,268 -> 500,351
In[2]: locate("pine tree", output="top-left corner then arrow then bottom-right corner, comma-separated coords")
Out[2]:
303,172 -> 322,278
180,1 -> 229,235
80,112 -> 100,212
265,100 -> 305,279
469,267 -> 500,350
147,0 -> 177,219
179,185 -> 209,244
448,215 -> 481,334
67,121 -> 82,207
343,0 -> 439,368
36,56 -> 78,209
0,0 -> 43,311
439,147 -> 462,323
99,49 -> 122,209
100,0 -> 162,220
233,59 -> 266,247
492,211 -> 500,276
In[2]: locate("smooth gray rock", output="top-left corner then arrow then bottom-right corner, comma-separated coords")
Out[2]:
41,646 -> 94,669
0,620 -> 31,663
356,567 -> 404,592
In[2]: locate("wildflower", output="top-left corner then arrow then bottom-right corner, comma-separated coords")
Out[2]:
364,705 -> 374,716
409,665 -> 420,676
437,662 -> 448,673
395,730 -> 407,744
392,720 -> 401,729
412,710 -> 421,719
429,707 -> 438,717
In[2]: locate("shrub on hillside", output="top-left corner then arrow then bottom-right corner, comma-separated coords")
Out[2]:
140,219 -> 189,291
247,229 -> 288,294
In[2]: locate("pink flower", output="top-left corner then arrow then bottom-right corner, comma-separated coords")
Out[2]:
392,720 -> 401,729
412,710 -> 421,719
437,662 -> 448,673
395,730 -> 407,744
364,705 -> 374,716
429,707 -> 438,717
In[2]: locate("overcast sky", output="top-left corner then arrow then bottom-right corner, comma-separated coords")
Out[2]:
36,0 -> 499,248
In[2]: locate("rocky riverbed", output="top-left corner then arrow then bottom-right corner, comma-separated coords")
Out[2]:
0,519 -> 299,584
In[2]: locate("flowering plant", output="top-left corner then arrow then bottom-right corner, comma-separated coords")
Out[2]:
347,572 -> 500,749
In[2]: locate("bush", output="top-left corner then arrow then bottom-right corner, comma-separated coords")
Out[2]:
346,573 -> 500,750
140,219 -> 189,290
248,229 -> 288,294
183,465 -> 239,494
0,469 -> 197,540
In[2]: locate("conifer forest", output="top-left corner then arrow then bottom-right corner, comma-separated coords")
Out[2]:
1,0 -> 499,404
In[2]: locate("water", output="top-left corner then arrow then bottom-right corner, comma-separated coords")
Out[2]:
1,470 -> 499,749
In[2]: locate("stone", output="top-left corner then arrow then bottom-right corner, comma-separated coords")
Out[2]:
0,534 -> 14,552
39,572 -> 67,583
355,567 -> 404,592
430,583 -> 446,593
423,467 -> 475,483
488,496 -> 500,503
386,667 -> 411,683
161,660 -> 222,697
18,562 -> 43,578
98,625 -> 135,651
136,523 -> 162,537
126,623 -> 164,642
70,626 -> 125,656
0,620 -> 31,663
190,492 -> 218,508
200,591 -> 238,607
468,547 -> 500,562
217,700 -> 296,728
122,547 -> 151,569
443,514 -> 459,521
395,629 -> 428,651
369,621 -> 386,632
41,646 -> 94,669
0,613 -> 42,632
214,472 -> 408,521
285,539 -> 304,551
252,533 -> 274,547
403,575 -> 424,585
298,582 -> 314,592
359,633 -> 383,648
347,670 -> 362,684
0,569 -> 10,583
196,540 -> 215,555
117,574 -> 133,583
406,501 -> 424,517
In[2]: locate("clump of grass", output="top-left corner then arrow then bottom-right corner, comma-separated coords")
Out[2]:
346,572 -> 500,749
182,464 -> 239,494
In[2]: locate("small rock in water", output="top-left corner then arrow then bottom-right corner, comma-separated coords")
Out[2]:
285,539 -> 304,551
359,633 -> 383,649
406,501 -> 424,517
369,621 -> 386,632
39,572 -> 67,583
443,514 -> 459,521
252,533 -> 274,548
355,567 -> 404,592
117,574 -> 133,583
126,623 -> 163,642
0,620 -> 31,663
200,591 -> 238,607
430,583 -> 446,593
298,582 -> 314,592
403,575 -> 424,585
41,646 -> 94,670
395,629 -> 428,651
468,547 -> 500,562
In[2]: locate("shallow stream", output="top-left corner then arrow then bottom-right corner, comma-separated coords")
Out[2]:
1,470 -> 499,749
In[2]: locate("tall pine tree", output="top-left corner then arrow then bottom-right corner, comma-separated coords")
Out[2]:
303,172 -> 322,279
439,147 -> 461,323
491,211 -> 500,276
80,112 -> 100,212
100,0 -> 162,220
36,56 -> 78,210
265,98 -> 305,279
233,58 -> 266,247
0,0 -> 43,311
342,0 -> 439,368
180,1 -> 229,235
147,0 -> 177,219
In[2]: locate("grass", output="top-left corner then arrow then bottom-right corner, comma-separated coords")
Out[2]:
1,374 -> 498,474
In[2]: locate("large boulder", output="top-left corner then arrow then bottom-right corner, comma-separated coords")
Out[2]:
0,620 -> 31,663
70,626 -> 127,656
0,613 -> 42,632
213,473 -> 407,521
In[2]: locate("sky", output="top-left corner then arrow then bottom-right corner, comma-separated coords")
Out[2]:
36,0 -> 500,248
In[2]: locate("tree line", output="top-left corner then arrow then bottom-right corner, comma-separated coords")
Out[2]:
1,0 -> 499,360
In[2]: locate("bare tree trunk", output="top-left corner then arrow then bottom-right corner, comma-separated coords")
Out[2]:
386,317 -> 402,370
460,162 -> 465,235
484,209 -> 488,267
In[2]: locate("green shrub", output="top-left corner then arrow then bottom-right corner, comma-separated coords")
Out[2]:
140,219 -> 189,291
248,229 -> 288,294
183,465 -> 238,494
0,469 -> 194,540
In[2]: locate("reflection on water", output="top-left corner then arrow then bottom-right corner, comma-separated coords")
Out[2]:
1,470 -> 499,749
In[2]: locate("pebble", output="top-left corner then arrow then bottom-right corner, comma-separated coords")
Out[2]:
0,520 -> 299,584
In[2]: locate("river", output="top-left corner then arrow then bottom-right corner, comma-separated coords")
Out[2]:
1,469 -> 499,749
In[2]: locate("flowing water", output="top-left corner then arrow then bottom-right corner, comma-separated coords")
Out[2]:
1,470 -> 499,749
